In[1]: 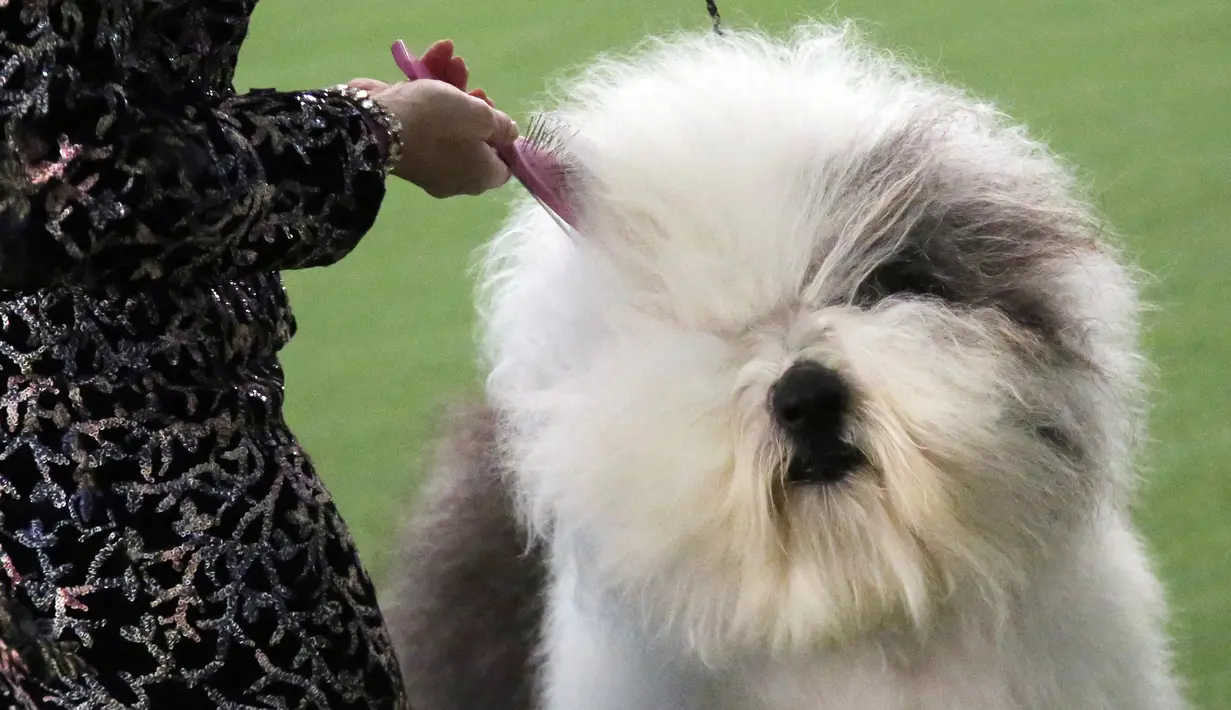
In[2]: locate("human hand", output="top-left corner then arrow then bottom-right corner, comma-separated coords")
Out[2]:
348,40 -> 514,197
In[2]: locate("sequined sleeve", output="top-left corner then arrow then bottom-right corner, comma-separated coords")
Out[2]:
0,0 -> 390,289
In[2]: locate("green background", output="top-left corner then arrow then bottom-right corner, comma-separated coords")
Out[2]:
235,0 -> 1229,705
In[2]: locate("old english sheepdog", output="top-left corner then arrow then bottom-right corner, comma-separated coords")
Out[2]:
382,22 -> 1186,710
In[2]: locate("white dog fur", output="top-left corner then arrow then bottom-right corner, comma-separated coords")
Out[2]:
434,21 -> 1187,710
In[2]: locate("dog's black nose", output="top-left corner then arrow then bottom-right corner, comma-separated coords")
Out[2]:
770,361 -> 863,484
770,360 -> 850,435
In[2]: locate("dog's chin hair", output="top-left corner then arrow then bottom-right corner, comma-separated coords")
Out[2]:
463,19 -> 1180,709
493,301 -> 1103,663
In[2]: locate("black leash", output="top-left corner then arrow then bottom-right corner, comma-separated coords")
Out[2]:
706,0 -> 723,35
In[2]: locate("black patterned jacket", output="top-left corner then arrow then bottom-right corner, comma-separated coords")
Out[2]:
0,1 -> 408,707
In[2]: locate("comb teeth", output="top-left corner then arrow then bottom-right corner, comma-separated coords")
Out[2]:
497,112 -> 580,229
522,114 -> 571,156
496,138 -> 578,229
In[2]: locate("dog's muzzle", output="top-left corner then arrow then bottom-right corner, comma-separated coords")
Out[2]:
769,361 -> 866,484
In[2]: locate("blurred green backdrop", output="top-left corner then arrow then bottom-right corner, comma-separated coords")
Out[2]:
234,0 -> 1229,706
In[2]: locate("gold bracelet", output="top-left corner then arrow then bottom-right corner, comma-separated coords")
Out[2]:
329,84 -> 403,176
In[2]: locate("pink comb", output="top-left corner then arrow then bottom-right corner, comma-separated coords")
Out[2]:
391,40 -> 578,232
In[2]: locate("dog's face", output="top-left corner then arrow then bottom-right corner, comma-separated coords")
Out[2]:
480,25 -> 1145,659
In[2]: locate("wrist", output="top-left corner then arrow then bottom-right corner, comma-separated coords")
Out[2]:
329,84 -> 403,176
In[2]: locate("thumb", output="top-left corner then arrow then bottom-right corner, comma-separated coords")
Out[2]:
479,104 -> 519,145
347,78 -> 388,93
479,149 -> 514,191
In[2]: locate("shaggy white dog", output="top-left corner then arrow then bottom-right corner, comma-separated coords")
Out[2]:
390,22 -> 1187,710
